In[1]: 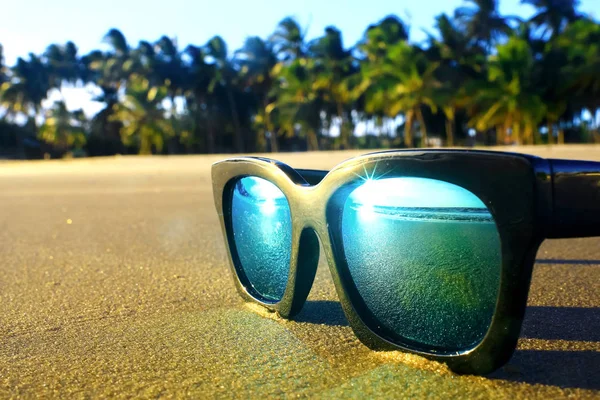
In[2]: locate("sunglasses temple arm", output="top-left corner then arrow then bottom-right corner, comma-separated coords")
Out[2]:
295,169 -> 329,186
545,158 -> 600,238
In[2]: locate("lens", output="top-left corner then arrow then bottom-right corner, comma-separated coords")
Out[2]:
230,176 -> 292,302
341,177 -> 501,351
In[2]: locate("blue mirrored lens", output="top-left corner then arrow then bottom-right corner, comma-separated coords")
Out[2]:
231,176 -> 292,302
341,177 -> 501,351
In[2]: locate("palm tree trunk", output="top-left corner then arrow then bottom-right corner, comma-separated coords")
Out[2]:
533,128 -> 541,145
594,108 -> 600,143
547,121 -> 553,145
416,108 -> 427,147
264,99 -> 278,153
307,128 -> 319,151
140,132 -> 151,155
226,88 -> 244,153
445,118 -> 454,147
513,123 -> 521,145
255,125 -> 267,152
269,130 -> 279,152
496,125 -> 503,145
337,102 -> 349,149
558,128 -> 565,144
404,111 -> 414,148
204,96 -> 216,153
524,124 -> 534,145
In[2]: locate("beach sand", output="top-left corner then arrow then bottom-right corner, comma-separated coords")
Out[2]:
0,146 -> 598,398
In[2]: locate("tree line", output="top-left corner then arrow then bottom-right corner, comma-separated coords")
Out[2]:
0,0 -> 599,158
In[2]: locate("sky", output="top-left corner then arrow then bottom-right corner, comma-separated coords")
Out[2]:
1,0 -> 599,116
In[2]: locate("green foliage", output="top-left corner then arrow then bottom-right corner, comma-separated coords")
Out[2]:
110,74 -> 175,154
1,54 -> 51,118
0,3 -> 599,157
468,37 -> 546,144
38,101 -> 86,149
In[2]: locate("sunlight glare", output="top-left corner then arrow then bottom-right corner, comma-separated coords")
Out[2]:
260,198 -> 277,216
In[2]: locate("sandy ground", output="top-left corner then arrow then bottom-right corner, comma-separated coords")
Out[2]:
0,145 -> 599,398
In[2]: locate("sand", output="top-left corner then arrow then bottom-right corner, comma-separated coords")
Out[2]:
0,145 -> 598,398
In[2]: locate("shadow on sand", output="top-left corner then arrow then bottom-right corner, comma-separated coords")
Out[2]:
491,305 -> 600,390
535,259 -> 600,265
294,299 -> 599,389
294,300 -> 349,327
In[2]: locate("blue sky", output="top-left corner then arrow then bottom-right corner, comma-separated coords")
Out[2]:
2,0 -> 598,65
1,0 -> 598,117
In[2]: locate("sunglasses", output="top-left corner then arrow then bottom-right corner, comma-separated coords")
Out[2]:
211,150 -> 599,375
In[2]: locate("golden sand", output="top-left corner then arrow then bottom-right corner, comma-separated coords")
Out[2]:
1,147 -> 599,398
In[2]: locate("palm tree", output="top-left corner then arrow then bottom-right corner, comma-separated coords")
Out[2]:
523,0 -> 582,38
555,19 -> 600,140
0,54 -> 51,125
0,45 -> 7,87
132,40 -> 159,80
358,15 -> 409,61
354,15 -> 410,140
428,13 -> 486,71
455,0 -> 516,51
111,74 -> 174,154
269,17 -> 307,61
205,36 -> 245,152
357,42 -> 441,147
310,27 -> 357,149
44,41 -> 85,103
103,28 -> 129,58
81,29 -> 132,148
38,101 -> 86,151
183,44 -> 217,153
0,45 -> 7,120
427,13 -> 486,145
271,59 -> 323,150
467,37 -> 546,144
236,37 -> 279,151
154,36 -> 185,112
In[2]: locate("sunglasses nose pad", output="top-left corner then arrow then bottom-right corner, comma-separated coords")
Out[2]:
286,228 -> 320,318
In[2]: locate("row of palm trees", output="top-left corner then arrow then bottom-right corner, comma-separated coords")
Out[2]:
0,0 -> 599,156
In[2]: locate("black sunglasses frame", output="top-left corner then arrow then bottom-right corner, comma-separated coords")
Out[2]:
211,149 -> 600,375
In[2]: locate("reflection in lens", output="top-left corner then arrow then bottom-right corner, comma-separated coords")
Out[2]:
341,177 -> 501,351
231,176 -> 292,302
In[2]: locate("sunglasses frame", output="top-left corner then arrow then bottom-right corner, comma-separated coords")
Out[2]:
211,149 -> 593,375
